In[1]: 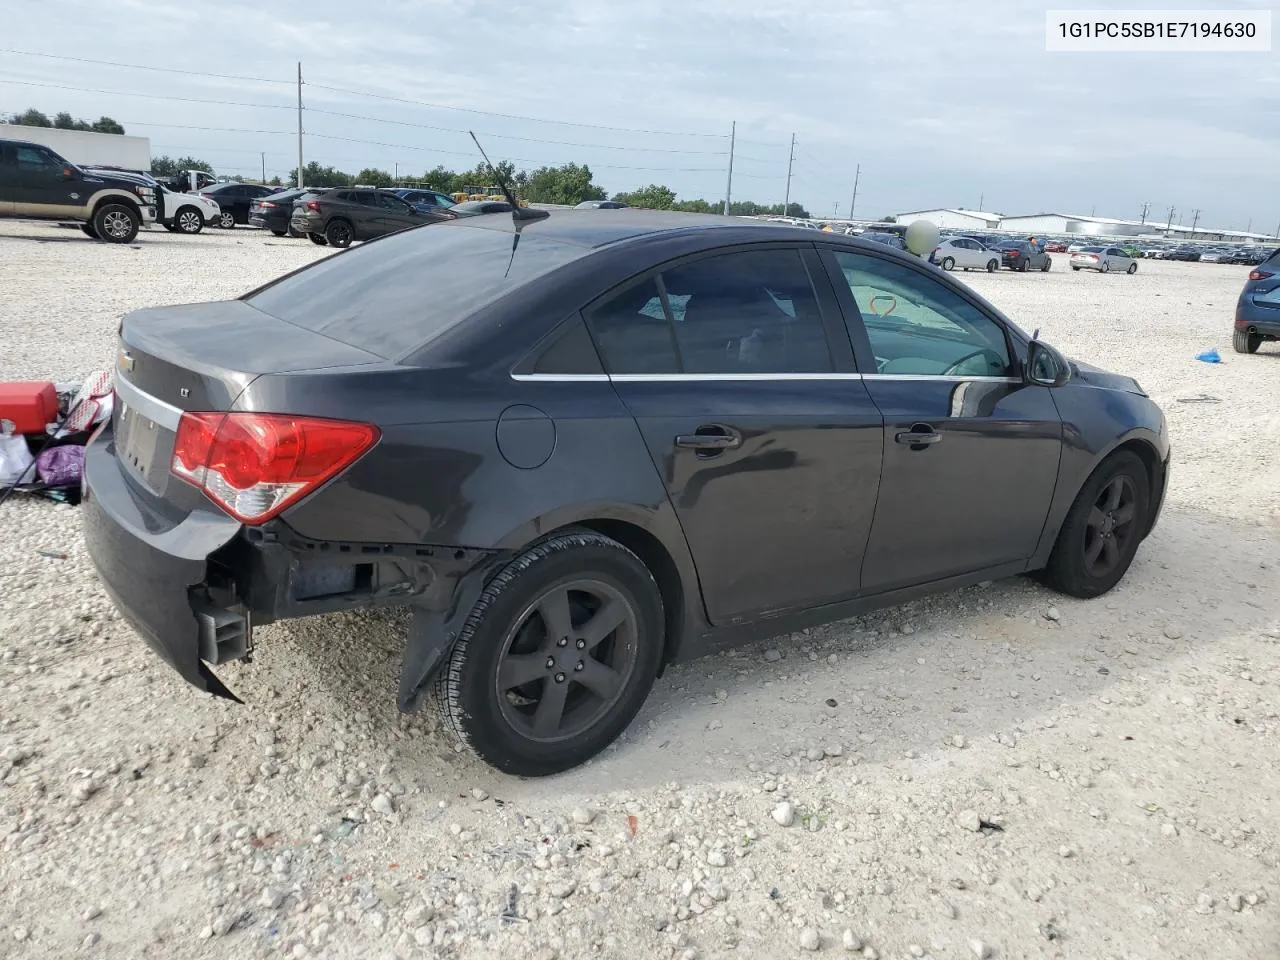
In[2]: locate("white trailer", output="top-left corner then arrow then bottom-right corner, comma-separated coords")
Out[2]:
0,125 -> 150,172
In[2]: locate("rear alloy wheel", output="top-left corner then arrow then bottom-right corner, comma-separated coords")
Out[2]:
325,219 -> 354,248
986,259 -> 998,272
435,530 -> 663,776
1017,258 -> 1029,272
1100,261 -> 1110,273
1038,450 -> 1150,598
92,203 -> 140,243
308,233 -> 328,246
940,256 -> 955,271
217,211 -> 236,229
1233,328 -> 1263,354
1041,257 -> 1051,272
1127,262 -> 1138,274
175,207 -> 203,234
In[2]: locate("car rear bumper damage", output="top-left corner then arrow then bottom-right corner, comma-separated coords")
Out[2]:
83,422 -> 498,707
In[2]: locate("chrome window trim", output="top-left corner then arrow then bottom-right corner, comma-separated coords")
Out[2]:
114,374 -> 183,430
511,372 -> 1023,384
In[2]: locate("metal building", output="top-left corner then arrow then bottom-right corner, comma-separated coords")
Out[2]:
893,208 -> 1003,230
997,213 -> 1152,238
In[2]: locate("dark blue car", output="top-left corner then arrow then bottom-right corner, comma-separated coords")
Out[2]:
388,188 -> 456,214
1234,247 -> 1280,353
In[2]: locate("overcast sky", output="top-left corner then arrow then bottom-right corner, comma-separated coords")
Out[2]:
2,0 -> 1276,229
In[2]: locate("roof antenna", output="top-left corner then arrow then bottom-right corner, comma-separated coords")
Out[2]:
468,131 -> 549,224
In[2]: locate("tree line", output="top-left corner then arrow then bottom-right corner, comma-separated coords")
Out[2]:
3,108 -> 125,135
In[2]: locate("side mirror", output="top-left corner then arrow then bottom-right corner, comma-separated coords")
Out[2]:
1027,339 -> 1070,387
61,167 -> 78,181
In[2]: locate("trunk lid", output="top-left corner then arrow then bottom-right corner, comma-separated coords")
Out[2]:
114,300 -> 384,499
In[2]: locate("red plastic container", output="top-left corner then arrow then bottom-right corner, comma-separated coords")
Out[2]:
0,381 -> 58,435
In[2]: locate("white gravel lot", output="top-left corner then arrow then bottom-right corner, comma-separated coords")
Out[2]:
1,220 -> 1278,960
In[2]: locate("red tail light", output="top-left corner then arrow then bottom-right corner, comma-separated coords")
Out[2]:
171,412 -> 379,524
1249,270 -> 1273,281
305,200 -> 320,211
259,200 -> 276,209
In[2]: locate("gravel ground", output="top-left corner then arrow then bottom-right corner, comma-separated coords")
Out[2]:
1,221 -> 1278,960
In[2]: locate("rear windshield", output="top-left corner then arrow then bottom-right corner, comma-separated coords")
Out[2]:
244,221 -> 586,359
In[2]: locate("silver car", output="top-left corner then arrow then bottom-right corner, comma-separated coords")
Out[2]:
1070,245 -> 1137,274
931,237 -> 1001,273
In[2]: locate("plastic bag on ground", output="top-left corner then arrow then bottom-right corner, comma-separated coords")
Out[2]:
0,421 -> 36,486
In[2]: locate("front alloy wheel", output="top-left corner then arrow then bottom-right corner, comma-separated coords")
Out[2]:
176,208 -> 203,234
218,211 -> 236,229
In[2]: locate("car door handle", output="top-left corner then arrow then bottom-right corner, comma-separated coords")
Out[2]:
675,426 -> 741,452
895,424 -> 941,447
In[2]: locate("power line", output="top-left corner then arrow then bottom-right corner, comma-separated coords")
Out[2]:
0,76 -> 293,110
0,48 -> 292,85
305,108 -> 729,155
304,80 -> 728,140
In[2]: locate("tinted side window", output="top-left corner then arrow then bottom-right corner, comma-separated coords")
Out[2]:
587,278 -> 680,374
530,316 -> 604,374
15,145 -> 57,170
831,251 -> 1012,377
378,193 -> 410,211
658,249 -> 833,374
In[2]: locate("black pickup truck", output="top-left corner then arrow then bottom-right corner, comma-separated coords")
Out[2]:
0,137 -> 157,243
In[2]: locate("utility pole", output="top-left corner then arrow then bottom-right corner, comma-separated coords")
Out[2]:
395,161 -> 399,183
1245,217 -> 1251,233
979,192 -> 984,211
722,121 -> 736,216
783,133 -> 795,215
1140,201 -> 1150,224
1090,205 -> 1096,217
296,62 -> 304,189
832,202 -> 839,218
260,152 -> 266,183
1190,208 -> 1201,233
849,164 -> 860,218
1165,205 -> 1176,236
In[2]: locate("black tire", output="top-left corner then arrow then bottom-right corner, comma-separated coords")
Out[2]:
163,222 -> 178,232
1018,258 -> 1029,272
1041,257 -> 1051,272
1233,328 -> 1262,354
325,219 -> 354,248
308,233 -> 328,246
1072,266 -> 1081,271
217,211 -> 236,229
986,259 -> 997,273
1127,262 -> 1138,274
92,203 -> 140,244
80,223 -> 99,239
940,256 -> 955,271
1100,261 -> 1110,274
434,530 -> 664,777
271,229 -> 287,237
175,206 -> 204,234
1038,451 -> 1150,599
288,224 -> 304,238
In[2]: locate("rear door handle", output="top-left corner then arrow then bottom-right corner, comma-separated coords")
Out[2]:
675,425 -> 742,453
895,424 -> 941,447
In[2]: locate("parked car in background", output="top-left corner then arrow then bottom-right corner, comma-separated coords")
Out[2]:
1233,247 -> 1280,353
159,186 -> 219,235
996,240 -> 1052,271
0,139 -> 156,242
1070,246 -> 1138,274
249,188 -> 328,236
1243,247 -> 1274,265
1066,242 -> 1091,253
83,211 -> 1170,776
1199,248 -> 1232,263
1168,246 -> 1202,262
932,237 -> 1000,272
1044,240 -> 1069,252
576,200 -> 630,209
290,187 -> 454,247
861,231 -> 909,251
450,199 -> 518,217
197,182 -> 278,228
389,188 -> 456,213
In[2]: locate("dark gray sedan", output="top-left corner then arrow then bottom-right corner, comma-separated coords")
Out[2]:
83,211 -> 1170,776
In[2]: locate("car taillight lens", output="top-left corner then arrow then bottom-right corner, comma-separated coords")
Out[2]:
305,200 -> 320,211
171,412 -> 379,524
259,201 -> 275,209
1249,270 -> 1274,281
